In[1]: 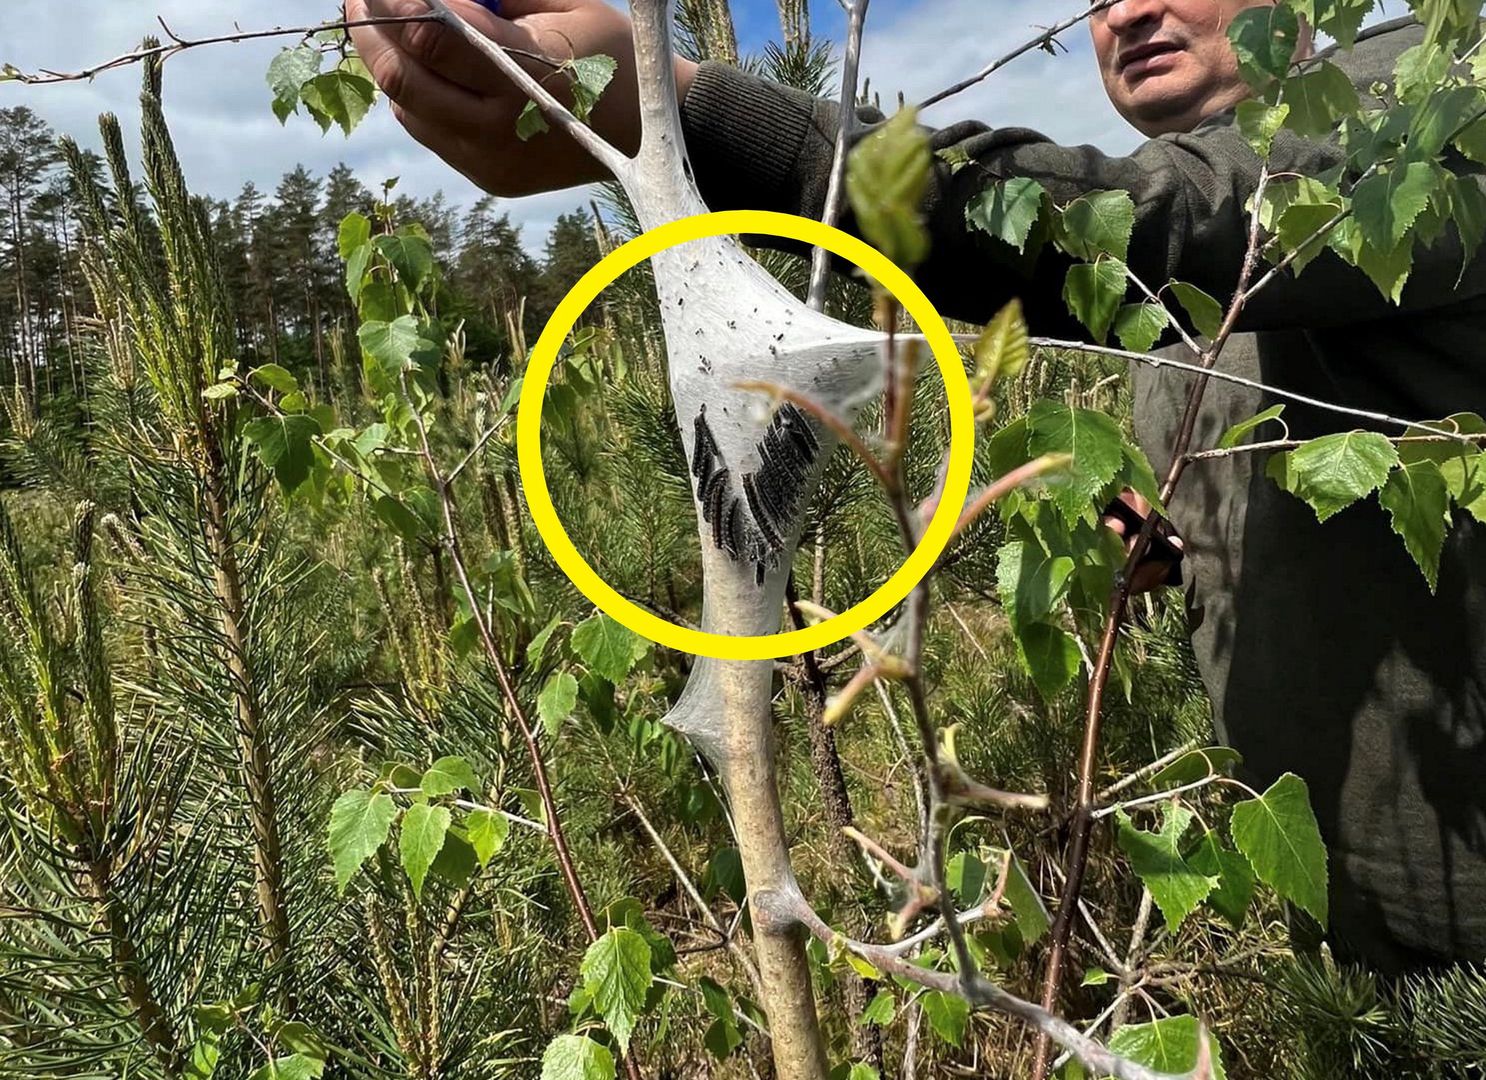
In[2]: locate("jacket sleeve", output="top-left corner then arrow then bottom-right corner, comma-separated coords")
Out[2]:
678,59 -> 1486,336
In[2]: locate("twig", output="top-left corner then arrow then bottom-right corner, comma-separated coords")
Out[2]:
622,793 -> 762,995
758,890 -> 1202,1080
1030,338 -> 1479,442
807,0 -> 870,310
1031,165 -> 1276,1078
917,0 -> 1120,111
1185,431 -> 1486,461
1,16 -> 442,84
1091,776 -> 1221,820
397,366 -> 644,1080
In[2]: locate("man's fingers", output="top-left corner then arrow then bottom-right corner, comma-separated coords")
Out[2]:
366,0 -> 553,96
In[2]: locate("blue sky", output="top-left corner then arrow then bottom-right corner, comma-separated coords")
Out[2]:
2,1 -> 1158,249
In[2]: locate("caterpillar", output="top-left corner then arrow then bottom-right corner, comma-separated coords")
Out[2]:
692,403 -> 822,586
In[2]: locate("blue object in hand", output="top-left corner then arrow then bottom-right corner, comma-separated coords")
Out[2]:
474,0 -> 502,13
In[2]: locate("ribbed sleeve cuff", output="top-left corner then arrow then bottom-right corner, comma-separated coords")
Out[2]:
679,61 -> 833,218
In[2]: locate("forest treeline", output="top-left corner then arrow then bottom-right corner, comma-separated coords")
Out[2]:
0,102 -> 601,425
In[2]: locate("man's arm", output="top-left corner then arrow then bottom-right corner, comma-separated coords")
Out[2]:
681,52 -> 1486,335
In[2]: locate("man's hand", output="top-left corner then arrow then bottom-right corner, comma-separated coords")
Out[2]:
346,0 -> 699,197
1101,490 -> 1185,595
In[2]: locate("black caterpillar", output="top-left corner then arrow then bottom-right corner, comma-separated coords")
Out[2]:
692,402 -> 822,585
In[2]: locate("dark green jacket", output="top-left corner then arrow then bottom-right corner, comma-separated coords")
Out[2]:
680,17 -> 1486,973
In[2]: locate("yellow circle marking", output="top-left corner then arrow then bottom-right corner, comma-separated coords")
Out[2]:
517,210 -> 973,661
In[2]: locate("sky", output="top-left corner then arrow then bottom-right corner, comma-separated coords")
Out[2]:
0,0 -> 1143,250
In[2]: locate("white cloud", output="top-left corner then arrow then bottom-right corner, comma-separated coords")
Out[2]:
1,0 -> 1142,252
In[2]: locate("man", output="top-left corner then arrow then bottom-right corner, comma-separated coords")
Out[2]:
349,0 -> 1486,975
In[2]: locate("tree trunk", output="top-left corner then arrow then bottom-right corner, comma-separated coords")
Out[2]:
713,659 -> 830,1080
201,464 -> 292,981
85,858 -> 182,1077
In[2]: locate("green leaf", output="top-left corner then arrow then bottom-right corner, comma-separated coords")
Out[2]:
1306,0 -> 1373,49
1003,852 -> 1050,945
997,541 -> 1075,630
1188,829 -> 1257,928
465,807 -> 510,865
300,70 -> 375,135
538,672 -> 580,737
338,212 -> 371,259
185,1030 -> 221,1079
359,315 -> 437,396
946,851 -> 988,908
571,613 -> 649,682
1082,968 -> 1111,986
517,101 -> 551,141
372,495 -> 428,543
1026,400 -> 1125,522
704,1017 -> 743,1060
541,1035 -> 616,1080
325,790 -> 395,891
1230,772 -> 1329,925
1266,431 -> 1399,522
966,178 -> 1047,253
250,363 -> 299,395
1378,459 -> 1450,591
1058,190 -> 1135,262
1263,177 -> 1346,275
1151,746 -> 1245,787
1062,258 -> 1127,343
245,414 -> 320,493
1116,805 -> 1218,934
247,1055 -> 324,1080
704,846 -> 747,904
1169,282 -> 1225,339
1114,302 -> 1169,354
399,803 -> 451,901
567,55 -> 617,122
862,990 -> 896,1026
527,616 -> 563,667
921,990 -> 970,1047
1016,621 -> 1081,699
1407,84 -> 1481,160
1118,442 -> 1166,514
1352,161 -> 1435,252
1446,174 -> 1486,275
1218,405 -> 1286,450
374,231 -> 435,292
846,1066 -> 880,1080
971,299 -> 1031,391
1228,2 -> 1300,89
847,107 -> 932,269
1235,100 -> 1290,158
1108,1016 -> 1227,1079
1279,62 -> 1358,138
581,927 -> 654,1054
266,46 -> 322,122
430,828 -> 477,886
203,382 -> 238,402
421,755 -> 480,798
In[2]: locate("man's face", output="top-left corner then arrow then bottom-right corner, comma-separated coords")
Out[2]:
1090,0 -> 1276,137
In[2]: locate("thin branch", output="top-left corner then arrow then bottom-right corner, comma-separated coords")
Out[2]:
622,793 -> 762,995
917,0 -> 1119,112
1031,337 -> 1479,442
396,366 -> 642,1080
1185,430 -> 1486,461
1032,164 -> 1276,1078
758,889 -> 1204,1080
807,0 -> 869,310
2,16 -> 441,84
